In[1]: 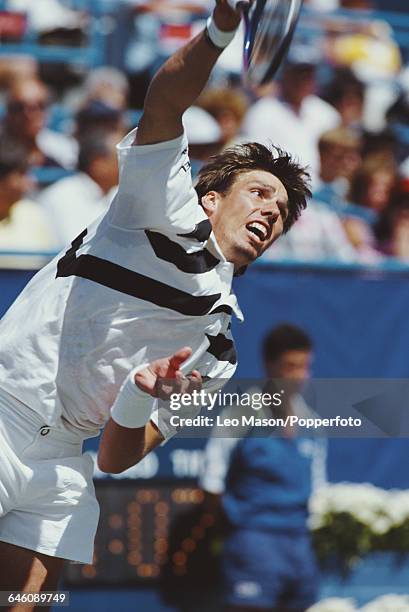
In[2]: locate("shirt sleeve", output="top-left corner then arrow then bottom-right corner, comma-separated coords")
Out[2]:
108,128 -> 208,234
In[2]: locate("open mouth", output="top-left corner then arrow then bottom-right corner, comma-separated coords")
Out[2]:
246,222 -> 269,242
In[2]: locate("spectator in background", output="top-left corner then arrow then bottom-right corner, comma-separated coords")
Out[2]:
326,4 -> 401,81
387,208 -> 409,263
1,78 -> 77,170
329,158 -> 398,264
0,137 -> 55,251
243,46 -> 340,186
7,0 -> 84,39
361,130 -> 397,167
197,87 -> 248,148
349,158 -> 398,215
200,325 -> 324,612
38,129 -> 120,249
74,67 -> 130,138
0,57 -> 38,91
323,68 -> 365,129
387,84 -> 409,165
83,67 -> 130,113
341,214 -> 382,263
376,192 -> 409,262
316,127 -> 362,199
76,101 -> 126,140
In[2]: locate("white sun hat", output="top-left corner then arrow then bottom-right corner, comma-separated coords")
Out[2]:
183,106 -> 222,145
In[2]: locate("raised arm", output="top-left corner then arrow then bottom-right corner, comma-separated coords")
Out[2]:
136,0 -> 241,146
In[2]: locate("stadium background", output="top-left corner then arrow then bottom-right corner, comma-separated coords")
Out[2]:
1,0 -> 409,610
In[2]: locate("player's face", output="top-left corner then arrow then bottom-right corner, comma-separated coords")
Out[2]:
266,349 -> 312,394
204,170 -> 289,268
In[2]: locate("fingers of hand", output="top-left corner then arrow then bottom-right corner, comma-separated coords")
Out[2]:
156,369 -> 202,399
167,346 -> 193,375
144,346 -> 192,381
135,347 -> 195,398
184,370 -> 202,394
156,372 -> 184,399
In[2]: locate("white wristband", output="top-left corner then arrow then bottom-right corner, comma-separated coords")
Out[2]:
206,14 -> 238,49
111,365 -> 156,429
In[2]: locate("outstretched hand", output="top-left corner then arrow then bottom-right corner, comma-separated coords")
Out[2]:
134,347 -> 202,400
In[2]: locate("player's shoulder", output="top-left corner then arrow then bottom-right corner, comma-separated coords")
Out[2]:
117,127 -> 188,157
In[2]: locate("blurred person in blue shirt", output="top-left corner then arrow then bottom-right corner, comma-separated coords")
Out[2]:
200,324 -> 326,612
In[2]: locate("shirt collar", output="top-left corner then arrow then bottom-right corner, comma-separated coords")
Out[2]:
205,232 -> 244,322
205,231 -> 226,262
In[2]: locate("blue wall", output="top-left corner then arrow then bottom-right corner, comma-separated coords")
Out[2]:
232,261 -> 409,488
232,262 -> 409,379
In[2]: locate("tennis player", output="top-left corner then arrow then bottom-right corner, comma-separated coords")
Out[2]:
0,0 -> 310,603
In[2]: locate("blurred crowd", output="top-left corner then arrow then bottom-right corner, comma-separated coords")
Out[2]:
0,0 -> 409,265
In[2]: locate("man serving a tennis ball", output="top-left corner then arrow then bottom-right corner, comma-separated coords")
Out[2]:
0,1 -> 310,603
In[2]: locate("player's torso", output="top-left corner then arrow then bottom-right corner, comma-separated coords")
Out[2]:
0,215 -> 240,433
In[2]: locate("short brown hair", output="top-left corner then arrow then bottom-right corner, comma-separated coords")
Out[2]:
195,142 -> 311,232
262,323 -> 312,362
319,127 -> 362,153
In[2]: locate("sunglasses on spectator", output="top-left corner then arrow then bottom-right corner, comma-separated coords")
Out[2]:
8,101 -> 48,113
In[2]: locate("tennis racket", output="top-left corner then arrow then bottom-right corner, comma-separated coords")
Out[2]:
227,0 -> 304,87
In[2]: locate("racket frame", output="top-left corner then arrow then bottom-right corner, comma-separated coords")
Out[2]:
239,0 -> 304,88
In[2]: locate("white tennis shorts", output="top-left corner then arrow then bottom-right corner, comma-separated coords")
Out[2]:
0,391 -> 99,564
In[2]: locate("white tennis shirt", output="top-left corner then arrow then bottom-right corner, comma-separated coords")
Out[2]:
0,129 -> 242,436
